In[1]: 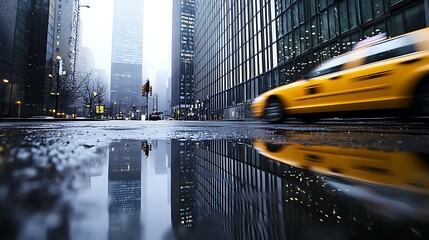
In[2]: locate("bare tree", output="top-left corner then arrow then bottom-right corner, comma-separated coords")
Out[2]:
79,77 -> 108,118
46,59 -> 93,117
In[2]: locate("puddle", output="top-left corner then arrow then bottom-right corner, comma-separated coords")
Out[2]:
0,138 -> 428,239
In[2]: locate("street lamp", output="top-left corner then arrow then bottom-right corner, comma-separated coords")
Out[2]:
195,99 -> 200,120
1,79 -> 9,117
92,91 -> 97,118
16,100 -> 22,118
3,79 -> 14,117
53,56 -> 62,117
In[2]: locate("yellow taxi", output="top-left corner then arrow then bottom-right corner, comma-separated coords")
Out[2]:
252,28 -> 429,123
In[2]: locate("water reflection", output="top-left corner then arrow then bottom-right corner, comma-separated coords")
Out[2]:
107,140 -> 173,240
1,136 -> 429,239
172,139 -> 429,240
108,141 -> 142,239
253,139 -> 429,194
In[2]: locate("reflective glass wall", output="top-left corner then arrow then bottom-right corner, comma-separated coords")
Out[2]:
194,0 -> 278,120
0,0 -> 54,117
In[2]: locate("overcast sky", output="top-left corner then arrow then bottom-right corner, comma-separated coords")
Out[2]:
80,0 -> 172,83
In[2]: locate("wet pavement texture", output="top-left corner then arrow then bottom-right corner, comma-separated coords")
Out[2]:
0,120 -> 429,240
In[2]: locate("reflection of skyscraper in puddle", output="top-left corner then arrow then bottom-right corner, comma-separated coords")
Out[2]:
171,140 -> 196,238
171,139 -> 286,239
108,140 -> 142,240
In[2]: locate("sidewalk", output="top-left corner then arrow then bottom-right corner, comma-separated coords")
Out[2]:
0,117 -> 109,122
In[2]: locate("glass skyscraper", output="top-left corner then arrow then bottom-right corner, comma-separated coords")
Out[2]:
193,0 -> 428,120
0,0 -> 55,117
172,0 -> 195,120
110,0 -> 144,118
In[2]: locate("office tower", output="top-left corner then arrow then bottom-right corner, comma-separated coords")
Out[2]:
50,0 -> 87,116
0,0 -> 55,117
110,0 -> 144,118
193,0 -> 428,120
77,47 -> 95,73
172,0 -> 195,120
53,0 -> 81,76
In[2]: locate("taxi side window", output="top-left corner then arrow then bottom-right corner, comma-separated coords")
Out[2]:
307,54 -> 350,78
364,35 -> 417,64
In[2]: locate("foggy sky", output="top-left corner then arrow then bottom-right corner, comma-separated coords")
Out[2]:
80,0 -> 172,93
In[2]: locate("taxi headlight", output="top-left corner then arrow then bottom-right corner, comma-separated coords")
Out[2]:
252,96 -> 265,105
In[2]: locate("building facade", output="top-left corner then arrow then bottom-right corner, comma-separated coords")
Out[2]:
172,0 -> 195,120
110,0 -> 144,119
0,0 -> 56,118
193,0 -> 429,120
53,0 -> 80,75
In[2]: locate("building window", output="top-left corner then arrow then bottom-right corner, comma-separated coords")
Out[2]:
362,1 -> 372,22
373,0 -> 384,17
390,2 -> 425,37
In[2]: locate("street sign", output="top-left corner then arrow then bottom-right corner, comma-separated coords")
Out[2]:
96,105 -> 105,114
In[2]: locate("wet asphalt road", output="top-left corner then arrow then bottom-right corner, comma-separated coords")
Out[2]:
0,120 -> 429,240
3,119 -> 428,153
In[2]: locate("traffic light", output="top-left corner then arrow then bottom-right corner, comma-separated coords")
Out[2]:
145,80 -> 150,92
145,144 -> 150,157
142,85 -> 146,96
141,141 -> 151,158
149,86 -> 153,96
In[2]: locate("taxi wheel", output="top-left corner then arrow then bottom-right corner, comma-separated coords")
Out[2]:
414,83 -> 429,116
264,99 -> 284,123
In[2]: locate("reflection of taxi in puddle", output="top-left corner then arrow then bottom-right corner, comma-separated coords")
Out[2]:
253,139 -> 429,193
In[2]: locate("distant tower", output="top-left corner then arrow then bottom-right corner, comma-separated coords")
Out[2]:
110,0 -> 144,118
172,0 -> 195,120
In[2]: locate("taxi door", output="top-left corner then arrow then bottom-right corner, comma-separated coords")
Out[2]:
338,36 -> 416,111
290,52 -> 359,113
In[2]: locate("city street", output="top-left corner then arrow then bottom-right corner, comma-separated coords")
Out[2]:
0,120 -> 428,239
2,0 -> 429,239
